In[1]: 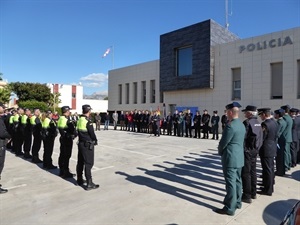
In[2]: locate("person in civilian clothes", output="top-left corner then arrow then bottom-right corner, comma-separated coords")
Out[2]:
289,108 -> 299,167
221,110 -> 228,132
177,111 -> 184,137
211,110 -> 220,140
185,109 -> 193,138
104,112 -> 110,130
76,104 -> 99,190
296,110 -> 300,164
112,110 -> 118,130
94,113 -> 101,131
257,108 -> 278,196
214,102 -> 245,216
193,111 -> 201,139
241,105 -> 263,203
166,112 -> 173,135
274,109 -> 287,176
281,105 -> 293,171
202,109 -> 210,139
119,111 -> 125,131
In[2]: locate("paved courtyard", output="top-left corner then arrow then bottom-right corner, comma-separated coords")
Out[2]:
0,127 -> 299,225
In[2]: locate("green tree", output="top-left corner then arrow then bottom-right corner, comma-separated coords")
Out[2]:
49,92 -> 61,112
10,82 -> 51,102
0,86 -> 11,104
103,96 -> 108,100
18,100 -> 49,112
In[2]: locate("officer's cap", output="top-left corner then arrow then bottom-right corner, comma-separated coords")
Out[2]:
0,102 -> 6,108
241,105 -> 257,112
61,106 -> 70,113
290,108 -> 299,113
280,105 -> 291,110
225,102 -> 242,110
257,108 -> 271,115
82,104 -> 92,113
274,109 -> 285,117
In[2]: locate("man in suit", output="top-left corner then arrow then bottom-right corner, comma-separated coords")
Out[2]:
290,108 -> 300,167
214,102 -> 245,216
201,109 -> 210,139
257,108 -> 278,196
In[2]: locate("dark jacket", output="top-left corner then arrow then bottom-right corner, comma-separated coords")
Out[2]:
243,116 -> 263,156
259,118 -> 278,158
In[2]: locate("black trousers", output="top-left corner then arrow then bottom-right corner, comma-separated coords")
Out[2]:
77,142 -> 94,180
43,137 -> 55,167
291,140 -> 299,166
185,124 -> 192,137
173,123 -> 178,136
260,156 -> 275,195
276,144 -> 285,175
202,124 -> 209,138
167,123 -> 172,135
23,131 -> 32,154
0,146 -> 6,177
194,125 -> 201,138
31,133 -> 42,157
14,131 -> 24,154
211,125 -> 219,139
242,152 -> 257,199
59,137 -> 73,172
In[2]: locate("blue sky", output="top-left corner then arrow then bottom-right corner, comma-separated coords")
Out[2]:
0,0 -> 299,95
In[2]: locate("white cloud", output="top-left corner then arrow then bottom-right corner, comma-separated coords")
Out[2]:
79,73 -> 108,88
93,90 -> 108,95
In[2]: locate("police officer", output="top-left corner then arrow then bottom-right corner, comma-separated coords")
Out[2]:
274,109 -> 287,176
215,102 -> 245,216
8,109 -> 17,152
289,108 -> 300,168
76,104 -> 99,190
0,103 -> 11,194
21,108 -> 32,159
41,110 -> 58,170
241,105 -> 263,203
193,111 -> 201,138
281,105 -> 293,171
57,106 -> 77,178
211,110 -> 220,140
13,108 -> 24,156
257,108 -> 278,196
30,108 -> 43,163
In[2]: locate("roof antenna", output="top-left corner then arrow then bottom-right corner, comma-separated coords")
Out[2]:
225,0 -> 233,30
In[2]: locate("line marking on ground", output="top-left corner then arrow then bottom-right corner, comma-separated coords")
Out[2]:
92,166 -> 114,172
100,144 -> 156,157
7,184 -> 27,190
147,155 -> 166,160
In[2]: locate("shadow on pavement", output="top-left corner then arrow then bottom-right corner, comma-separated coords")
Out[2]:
291,170 -> 300,181
262,199 -> 299,225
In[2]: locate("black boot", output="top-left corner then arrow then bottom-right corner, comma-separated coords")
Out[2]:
85,179 -> 99,191
76,176 -> 87,186
24,152 -> 32,159
32,156 -> 43,163
63,170 -> 75,178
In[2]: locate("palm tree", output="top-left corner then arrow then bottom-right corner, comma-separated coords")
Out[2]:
49,92 -> 61,112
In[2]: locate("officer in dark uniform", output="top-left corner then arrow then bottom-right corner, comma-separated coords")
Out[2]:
57,106 -> 77,178
211,110 -> 220,140
76,104 -> 99,190
241,105 -> 263,203
281,105 -> 293,171
215,102 -> 245,216
274,109 -> 287,176
221,110 -> 228,132
13,108 -> 25,156
21,108 -> 32,159
30,108 -> 43,163
257,108 -> 278,196
193,111 -> 201,138
173,110 -> 179,136
184,109 -> 193,138
290,108 -> 299,167
201,109 -> 210,139
166,112 -> 173,135
0,103 -> 11,194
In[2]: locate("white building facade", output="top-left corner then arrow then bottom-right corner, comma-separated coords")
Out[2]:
108,20 -> 300,116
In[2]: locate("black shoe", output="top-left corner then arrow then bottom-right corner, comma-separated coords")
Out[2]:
24,153 -> 32,159
251,195 -> 257,199
15,152 -> 24,156
86,179 -> 99,191
32,157 -> 43,163
47,165 -> 58,170
242,197 -> 252,203
77,178 -> 87,186
257,191 -> 272,196
0,187 -> 8,194
213,208 -> 234,216
63,171 -> 75,178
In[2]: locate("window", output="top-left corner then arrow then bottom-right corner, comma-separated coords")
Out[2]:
72,93 -> 76,98
118,84 -> 122,104
125,83 -> 129,104
150,80 -> 155,103
297,60 -> 300,98
141,81 -> 146,103
232,68 -> 241,100
133,82 -> 137,104
176,46 -> 192,76
271,62 -> 283,99
160,91 -> 164,103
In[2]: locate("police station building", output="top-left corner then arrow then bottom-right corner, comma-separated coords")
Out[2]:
108,19 -> 300,116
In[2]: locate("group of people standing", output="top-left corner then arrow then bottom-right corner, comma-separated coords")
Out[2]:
215,102 -> 300,216
0,103 -> 100,193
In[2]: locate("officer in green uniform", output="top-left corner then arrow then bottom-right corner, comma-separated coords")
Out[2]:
281,105 -> 293,171
57,106 -> 77,178
76,104 -> 99,190
215,102 -> 245,216
41,110 -> 58,170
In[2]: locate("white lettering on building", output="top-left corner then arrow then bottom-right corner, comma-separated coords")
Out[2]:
239,36 -> 293,53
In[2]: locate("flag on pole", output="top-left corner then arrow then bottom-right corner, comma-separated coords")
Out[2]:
102,47 -> 111,58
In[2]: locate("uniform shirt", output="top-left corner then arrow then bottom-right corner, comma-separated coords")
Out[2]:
41,118 -> 57,137
30,115 -> 42,135
57,115 -> 76,138
277,117 -> 287,146
260,118 -> 278,158
77,115 -> 97,143
282,114 -> 293,143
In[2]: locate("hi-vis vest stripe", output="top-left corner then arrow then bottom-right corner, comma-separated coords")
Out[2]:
57,116 -> 67,129
77,117 -> 88,132
30,115 -> 36,125
21,115 -> 28,125
42,118 -> 51,129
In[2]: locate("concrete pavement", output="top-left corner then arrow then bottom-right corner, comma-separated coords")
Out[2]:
0,127 -> 299,225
